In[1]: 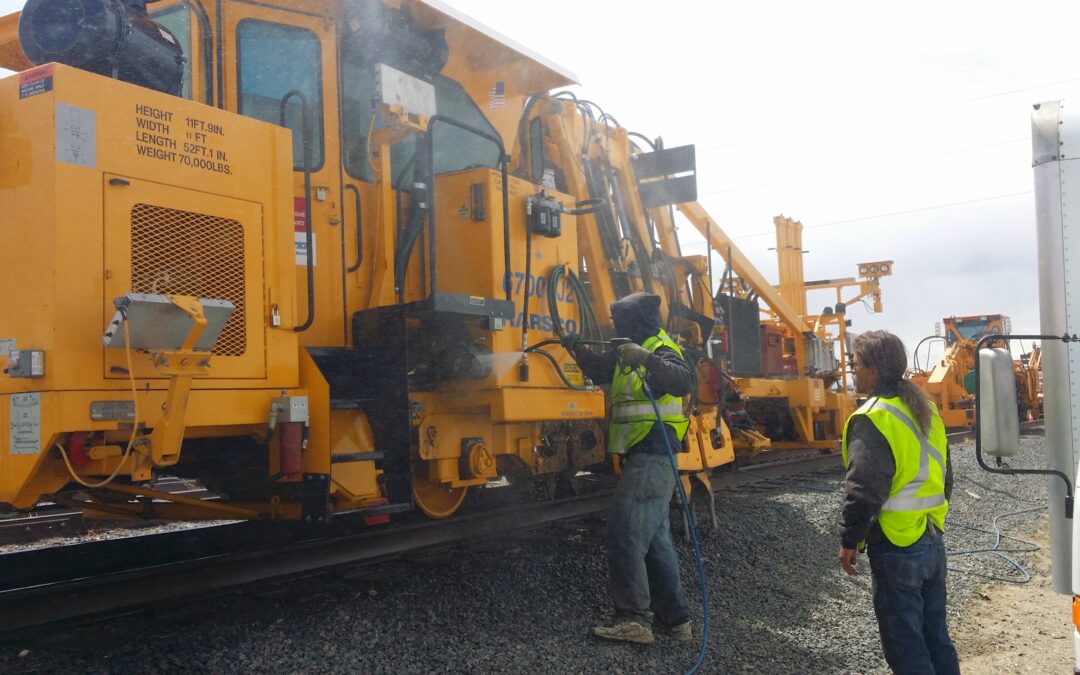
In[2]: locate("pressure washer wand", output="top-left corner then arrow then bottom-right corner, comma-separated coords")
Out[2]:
610,337 -> 630,368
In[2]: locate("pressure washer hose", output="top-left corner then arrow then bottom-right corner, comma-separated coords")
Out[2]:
641,377 -> 709,674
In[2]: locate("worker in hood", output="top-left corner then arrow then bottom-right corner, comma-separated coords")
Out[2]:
564,292 -> 695,645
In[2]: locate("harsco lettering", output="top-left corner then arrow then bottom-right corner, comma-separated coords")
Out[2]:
509,312 -> 577,335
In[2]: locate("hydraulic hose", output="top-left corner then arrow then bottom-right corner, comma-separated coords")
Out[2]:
519,231 -> 534,381
547,264 -> 601,342
394,194 -> 427,302
56,319 -> 141,488
641,377 -> 709,675
523,340 -> 590,391
518,266 -> 604,390
945,507 -> 1045,583
562,198 -> 606,216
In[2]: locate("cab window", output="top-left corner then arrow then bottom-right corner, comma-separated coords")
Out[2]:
341,58 -> 376,181
236,20 -> 325,170
152,6 -> 192,100
426,75 -> 500,175
341,67 -> 499,185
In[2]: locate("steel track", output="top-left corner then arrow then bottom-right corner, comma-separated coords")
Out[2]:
0,420 -> 1037,633
0,451 -> 841,636
944,419 -> 1044,442
0,478 -> 212,545
4,418 -> 1022,545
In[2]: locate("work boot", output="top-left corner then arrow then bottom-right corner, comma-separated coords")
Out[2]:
592,620 -> 655,644
660,620 -> 692,642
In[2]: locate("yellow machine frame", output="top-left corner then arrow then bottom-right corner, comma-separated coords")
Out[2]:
0,0 -> 890,522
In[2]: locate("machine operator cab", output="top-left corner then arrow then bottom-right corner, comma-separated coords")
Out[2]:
1,0 -> 579,344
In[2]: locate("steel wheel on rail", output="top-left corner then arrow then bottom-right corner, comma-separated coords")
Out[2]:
411,458 -> 468,518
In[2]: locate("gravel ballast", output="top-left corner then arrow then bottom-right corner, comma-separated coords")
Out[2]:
0,434 -> 1055,673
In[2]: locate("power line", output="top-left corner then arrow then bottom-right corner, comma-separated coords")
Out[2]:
698,138 -> 1027,196
957,77 -> 1080,103
730,191 -> 1033,239
692,77 -> 1079,157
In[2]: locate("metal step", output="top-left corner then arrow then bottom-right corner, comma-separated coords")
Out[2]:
330,451 -> 385,464
329,397 -> 376,411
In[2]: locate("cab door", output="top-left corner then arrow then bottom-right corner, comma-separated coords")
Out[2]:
222,2 -> 347,347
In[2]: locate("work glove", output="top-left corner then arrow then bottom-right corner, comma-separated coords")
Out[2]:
617,342 -> 651,368
560,334 -> 581,352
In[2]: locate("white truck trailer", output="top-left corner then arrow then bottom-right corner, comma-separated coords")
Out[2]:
980,99 -> 1080,672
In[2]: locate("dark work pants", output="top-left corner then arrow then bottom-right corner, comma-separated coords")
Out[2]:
867,529 -> 960,675
605,452 -> 690,628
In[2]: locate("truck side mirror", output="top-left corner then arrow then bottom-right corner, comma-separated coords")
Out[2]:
978,347 -> 1020,457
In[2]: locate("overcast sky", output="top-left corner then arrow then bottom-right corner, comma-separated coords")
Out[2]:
3,0 -> 1076,365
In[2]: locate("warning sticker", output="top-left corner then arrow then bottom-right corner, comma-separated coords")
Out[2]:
10,392 -> 41,455
19,65 -> 53,99
294,197 -> 314,265
294,197 -> 307,232
0,338 -> 13,356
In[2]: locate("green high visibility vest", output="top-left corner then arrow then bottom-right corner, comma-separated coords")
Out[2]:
608,330 -> 690,455
842,395 -> 949,547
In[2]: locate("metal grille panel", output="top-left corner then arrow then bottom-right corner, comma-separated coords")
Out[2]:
130,204 -> 247,357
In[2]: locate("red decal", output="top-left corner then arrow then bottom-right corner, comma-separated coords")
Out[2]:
294,197 -> 307,232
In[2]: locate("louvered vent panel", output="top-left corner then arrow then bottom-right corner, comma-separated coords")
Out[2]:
129,204 -> 247,357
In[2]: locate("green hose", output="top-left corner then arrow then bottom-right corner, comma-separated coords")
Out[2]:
517,264 -> 603,390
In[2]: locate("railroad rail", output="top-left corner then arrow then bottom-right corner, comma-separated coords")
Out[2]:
944,419 -> 1045,442
3,419 -> 1025,546
0,423 -> 1042,636
0,451 -> 841,636
0,478 -> 212,545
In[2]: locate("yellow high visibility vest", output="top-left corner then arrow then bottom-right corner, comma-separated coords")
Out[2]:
842,395 -> 949,547
608,330 -> 690,455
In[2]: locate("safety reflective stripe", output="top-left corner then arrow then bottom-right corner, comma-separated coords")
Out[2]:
856,397 -> 880,415
610,420 -> 633,454
607,330 -> 688,454
611,402 -> 684,420
872,400 -> 947,512
617,334 -> 664,397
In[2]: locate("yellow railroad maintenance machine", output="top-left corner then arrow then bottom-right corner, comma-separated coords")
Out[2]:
907,314 -> 1041,430
0,0 -> 889,524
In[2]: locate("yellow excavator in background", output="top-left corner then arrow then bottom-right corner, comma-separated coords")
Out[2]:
1017,343 -> 1043,422
908,314 -> 1041,430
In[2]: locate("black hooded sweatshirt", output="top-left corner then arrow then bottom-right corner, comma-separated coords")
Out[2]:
574,293 -> 695,455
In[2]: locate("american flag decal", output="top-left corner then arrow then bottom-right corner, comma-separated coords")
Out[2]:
488,81 -> 505,110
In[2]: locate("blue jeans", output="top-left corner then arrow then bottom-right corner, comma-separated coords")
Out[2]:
867,529 -> 960,675
605,452 -> 689,627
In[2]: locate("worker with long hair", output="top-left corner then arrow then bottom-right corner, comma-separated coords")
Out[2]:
839,330 -> 959,674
